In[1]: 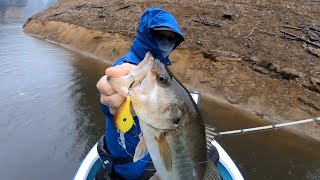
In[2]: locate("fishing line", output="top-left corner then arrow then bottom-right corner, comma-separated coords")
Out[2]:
213,117 -> 320,137
122,145 -> 153,164
119,134 -> 215,170
122,147 -> 155,171
195,160 -> 209,164
127,79 -> 135,97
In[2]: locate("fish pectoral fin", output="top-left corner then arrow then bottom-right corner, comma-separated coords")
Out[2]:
205,123 -> 217,150
202,159 -> 222,180
157,133 -> 172,172
133,135 -> 149,162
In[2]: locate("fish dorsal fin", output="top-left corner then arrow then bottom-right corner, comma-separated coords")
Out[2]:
133,135 -> 149,162
205,124 -> 217,150
202,159 -> 222,180
157,132 -> 172,172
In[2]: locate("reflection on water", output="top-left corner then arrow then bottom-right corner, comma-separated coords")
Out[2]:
0,23 -> 319,179
68,52 -> 107,159
200,97 -> 320,179
0,23 -> 107,179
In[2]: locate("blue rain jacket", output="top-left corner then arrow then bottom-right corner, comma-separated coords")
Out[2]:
101,8 -> 184,179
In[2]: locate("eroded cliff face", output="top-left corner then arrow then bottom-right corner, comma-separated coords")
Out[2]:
23,0 -> 320,141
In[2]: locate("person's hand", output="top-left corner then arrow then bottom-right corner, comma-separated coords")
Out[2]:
96,63 -> 136,114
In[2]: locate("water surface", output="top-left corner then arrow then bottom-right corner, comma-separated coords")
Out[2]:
201,97 -> 320,179
0,23 -> 107,179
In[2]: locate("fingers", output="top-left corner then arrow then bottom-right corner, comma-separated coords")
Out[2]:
108,103 -> 136,116
99,63 -> 136,96
105,63 -> 136,77
98,63 -> 137,115
100,93 -> 125,109
109,107 -> 117,115
96,75 -> 116,96
101,93 -> 125,115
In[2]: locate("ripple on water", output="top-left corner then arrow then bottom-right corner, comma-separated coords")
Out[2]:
0,23 -> 107,179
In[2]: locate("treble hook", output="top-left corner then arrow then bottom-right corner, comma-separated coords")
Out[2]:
127,74 -> 143,96
127,75 -> 135,96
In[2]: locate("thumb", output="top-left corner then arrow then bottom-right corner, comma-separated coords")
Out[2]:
106,63 -> 136,77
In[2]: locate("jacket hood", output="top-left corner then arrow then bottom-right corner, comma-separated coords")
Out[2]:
128,8 -> 184,65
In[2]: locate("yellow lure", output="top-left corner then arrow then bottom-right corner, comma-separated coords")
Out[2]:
114,96 -> 134,133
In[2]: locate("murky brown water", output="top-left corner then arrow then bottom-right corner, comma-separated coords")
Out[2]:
201,97 -> 320,179
0,23 -> 107,179
0,23 -> 319,179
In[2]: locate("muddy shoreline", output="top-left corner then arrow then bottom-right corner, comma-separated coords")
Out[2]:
23,0 -> 320,141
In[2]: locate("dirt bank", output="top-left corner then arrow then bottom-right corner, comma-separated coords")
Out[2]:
23,0 -> 320,141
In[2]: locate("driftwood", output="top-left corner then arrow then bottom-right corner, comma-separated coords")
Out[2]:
90,5 -> 103,9
75,4 -> 104,10
283,25 -> 304,31
283,25 -> 320,34
116,5 -> 132,11
309,32 -> 320,41
308,24 -> 320,32
281,30 -> 320,48
48,11 -> 68,18
75,4 -> 86,9
192,19 -> 221,28
243,28 -> 277,38
303,44 -> 320,57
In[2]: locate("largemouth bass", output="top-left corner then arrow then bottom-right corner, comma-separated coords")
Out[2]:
107,52 -> 221,180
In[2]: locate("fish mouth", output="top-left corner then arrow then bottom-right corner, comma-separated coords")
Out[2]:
108,52 -> 180,130
107,52 -> 155,98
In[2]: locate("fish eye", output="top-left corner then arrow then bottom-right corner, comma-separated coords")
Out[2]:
173,117 -> 181,125
157,75 -> 167,84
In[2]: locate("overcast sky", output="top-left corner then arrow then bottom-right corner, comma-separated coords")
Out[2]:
24,0 -> 57,18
